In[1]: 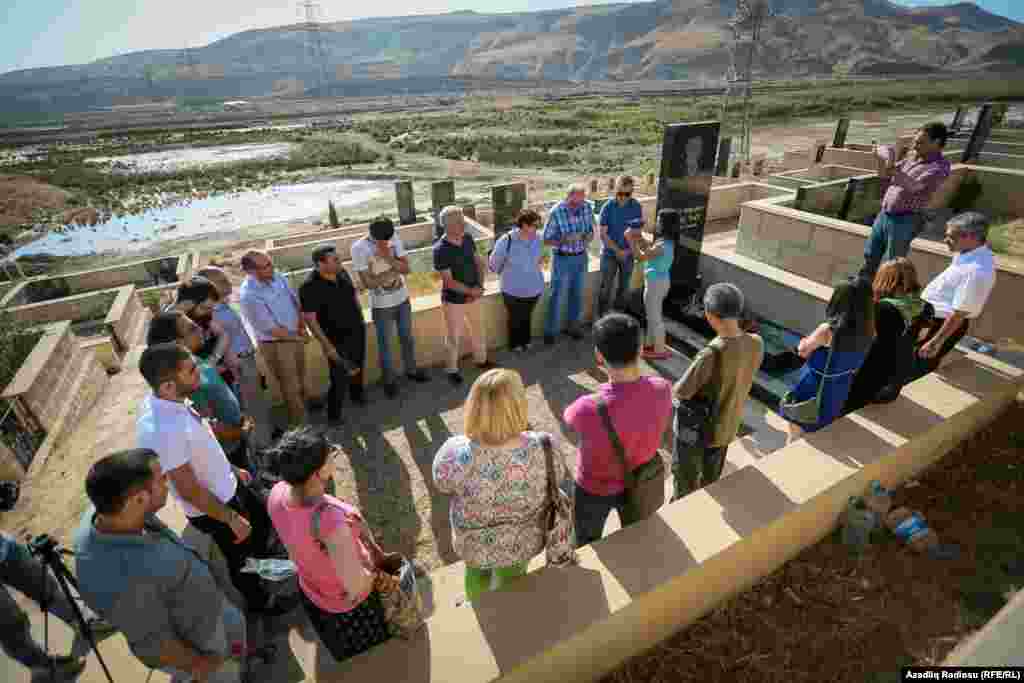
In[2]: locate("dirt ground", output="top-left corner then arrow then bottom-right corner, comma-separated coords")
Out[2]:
0,174 -> 73,229
602,401 -> 1024,683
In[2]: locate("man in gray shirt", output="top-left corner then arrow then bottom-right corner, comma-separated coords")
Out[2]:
75,449 -> 245,682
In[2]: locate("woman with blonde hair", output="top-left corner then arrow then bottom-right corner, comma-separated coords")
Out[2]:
433,368 -> 567,602
844,258 -> 933,413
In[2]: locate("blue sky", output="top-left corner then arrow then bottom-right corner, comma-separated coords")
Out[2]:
2,0 -> 1021,76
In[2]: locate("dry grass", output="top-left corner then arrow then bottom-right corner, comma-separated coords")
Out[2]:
603,402 -> 1024,683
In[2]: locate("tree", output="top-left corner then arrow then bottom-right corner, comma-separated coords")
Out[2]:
328,200 -> 340,229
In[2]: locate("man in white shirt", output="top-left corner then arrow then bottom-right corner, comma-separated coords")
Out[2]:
916,211 -> 996,376
350,216 -> 429,398
137,342 -> 273,613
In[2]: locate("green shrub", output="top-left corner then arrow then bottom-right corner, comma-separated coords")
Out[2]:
0,312 -> 43,393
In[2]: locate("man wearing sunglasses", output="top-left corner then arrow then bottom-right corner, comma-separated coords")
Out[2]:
596,176 -> 645,318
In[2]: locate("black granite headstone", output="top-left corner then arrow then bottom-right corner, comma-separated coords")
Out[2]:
962,104 -> 994,163
832,118 -> 851,149
715,137 -> 732,177
656,121 -> 719,293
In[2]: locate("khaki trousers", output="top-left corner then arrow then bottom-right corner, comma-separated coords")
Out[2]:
258,340 -> 307,427
442,300 -> 486,372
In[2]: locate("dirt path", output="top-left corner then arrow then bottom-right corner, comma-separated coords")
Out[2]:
603,401 -> 1024,683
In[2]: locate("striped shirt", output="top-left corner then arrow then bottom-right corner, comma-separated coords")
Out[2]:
881,151 -> 951,215
543,200 -> 595,256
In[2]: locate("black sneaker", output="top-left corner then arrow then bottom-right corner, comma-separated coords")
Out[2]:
406,370 -> 430,383
447,372 -> 464,385
383,382 -> 399,399
567,327 -> 584,340
544,335 -> 556,346
350,392 -> 367,406
33,655 -> 86,680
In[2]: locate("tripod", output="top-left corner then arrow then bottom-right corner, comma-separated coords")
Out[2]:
28,534 -> 115,683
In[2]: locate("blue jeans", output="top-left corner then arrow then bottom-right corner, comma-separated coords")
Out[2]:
597,249 -> 635,318
861,211 -> 920,279
372,299 -> 417,383
544,253 -> 587,337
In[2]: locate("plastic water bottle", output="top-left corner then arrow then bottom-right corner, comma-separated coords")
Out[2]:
841,496 -> 876,554
865,480 -> 892,525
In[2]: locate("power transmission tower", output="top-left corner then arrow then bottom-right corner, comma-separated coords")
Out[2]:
728,0 -> 773,163
297,0 -> 328,96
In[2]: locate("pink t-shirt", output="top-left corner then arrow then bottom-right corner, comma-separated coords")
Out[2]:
267,482 -> 375,613
564,377 -> 673,496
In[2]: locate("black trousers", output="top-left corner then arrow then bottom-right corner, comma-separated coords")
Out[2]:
911,317 -> 969,380
190,481 -> 273,611
502,293 -> 540,350
327,329 -> 366,420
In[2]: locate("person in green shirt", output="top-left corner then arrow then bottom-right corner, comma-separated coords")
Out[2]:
671,283 -> 764,500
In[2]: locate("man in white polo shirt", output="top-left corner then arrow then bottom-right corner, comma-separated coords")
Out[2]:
136,342 -> 273,613
915,211 -> 996,376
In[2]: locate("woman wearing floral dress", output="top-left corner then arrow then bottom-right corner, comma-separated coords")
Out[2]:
433,368 -> 567,602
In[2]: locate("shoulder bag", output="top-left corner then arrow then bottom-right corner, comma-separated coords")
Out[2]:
538,434 -> 577,566
779,343 -> 835,425
595,396 -> 666,526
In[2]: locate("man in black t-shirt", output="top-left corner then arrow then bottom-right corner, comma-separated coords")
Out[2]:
433,206 -> 495,385
299,245 -> 367,423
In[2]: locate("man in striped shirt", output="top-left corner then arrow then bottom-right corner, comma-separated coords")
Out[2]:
860,122 -> 952,279
543,183 -> 595,345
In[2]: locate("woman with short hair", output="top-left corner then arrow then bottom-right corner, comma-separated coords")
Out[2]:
433,368 -> 566,602
844,258 -> 933,414
266,427 -> 394,663
489,208 -> 545,352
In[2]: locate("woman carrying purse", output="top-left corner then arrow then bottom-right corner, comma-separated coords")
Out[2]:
265,427 -> 396,662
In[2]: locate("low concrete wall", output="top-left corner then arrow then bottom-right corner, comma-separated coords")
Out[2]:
769,164 -> 870,189
268,220 -> 437,272
735,185 -> 1024,343
821,146 -> 964,171
269,221 -> 382,249
974,151 -> 1024,170
1,322 -> 78,433
334,349 -> 1023,683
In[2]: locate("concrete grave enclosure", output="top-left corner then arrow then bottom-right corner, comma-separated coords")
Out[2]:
736,165 -> 1024,343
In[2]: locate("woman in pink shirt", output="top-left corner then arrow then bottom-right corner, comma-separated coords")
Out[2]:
266,427 -> 393,662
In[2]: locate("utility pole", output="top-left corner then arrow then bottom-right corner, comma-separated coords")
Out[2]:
729,0 -> 772,163
297,0 -> 328,96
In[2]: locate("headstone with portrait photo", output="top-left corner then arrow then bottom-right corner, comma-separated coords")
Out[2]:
656,121 -> 720,292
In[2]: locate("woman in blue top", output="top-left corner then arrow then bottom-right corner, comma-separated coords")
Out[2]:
489,209 -> 545,352
631,209 -> 680,360
781,277 -> 875,443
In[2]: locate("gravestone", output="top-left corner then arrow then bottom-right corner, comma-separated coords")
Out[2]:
715,137 -> 732,177
431,180 -> 455,238
395,181 -> 416,225
491,182 -> 526,239
839,176 -> 884,225
656,121 -> 719,292
950,106 -> 966,133
462,205 -> 477,220
962,103 -> 994,163
606,177 -> 616,194
832,118 -> 851,149
646,172 -> 656,190
589,179 -> 599,194
813,139 -> 829,164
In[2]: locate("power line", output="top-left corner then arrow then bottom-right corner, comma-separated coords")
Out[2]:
297,0 -> 328,95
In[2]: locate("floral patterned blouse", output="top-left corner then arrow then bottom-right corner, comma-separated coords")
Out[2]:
432,431 -> 566,569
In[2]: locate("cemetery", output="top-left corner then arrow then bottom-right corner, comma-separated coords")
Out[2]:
1,102 -> 1023,682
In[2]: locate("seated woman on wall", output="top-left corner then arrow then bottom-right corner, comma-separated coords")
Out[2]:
844,258 -> 933,415
266,427 -> 396,663
780,277 -> 875,444
433,368 -> 567,603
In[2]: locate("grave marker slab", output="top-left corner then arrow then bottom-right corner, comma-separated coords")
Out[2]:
962,103 -> 994,163
839,176 -> 883,224
395,180 -> 417,225
431,181 -> 455,238
794,179 -> 848,219
715,137 -> 732,177
491,182 -> 526,239
833,118 -> 851,149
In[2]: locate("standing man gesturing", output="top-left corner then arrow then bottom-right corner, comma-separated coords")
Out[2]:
299,245 -> 367,425
239,250 -> 309,429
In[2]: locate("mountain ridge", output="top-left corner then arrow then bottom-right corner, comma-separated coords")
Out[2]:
1,0 -> 1021,114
